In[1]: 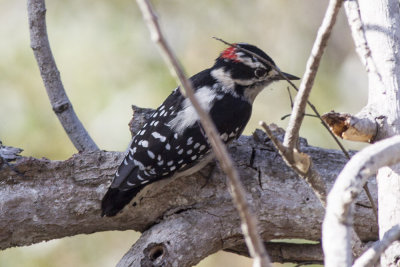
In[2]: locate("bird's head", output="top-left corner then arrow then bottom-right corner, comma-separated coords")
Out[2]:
211,43 -> 299,102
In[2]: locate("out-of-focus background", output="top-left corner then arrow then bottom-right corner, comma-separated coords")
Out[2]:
0,0 -> 367,266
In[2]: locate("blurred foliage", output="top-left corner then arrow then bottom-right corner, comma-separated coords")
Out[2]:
0,0 -> 368,266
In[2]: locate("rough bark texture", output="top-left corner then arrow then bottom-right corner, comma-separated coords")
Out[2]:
0,108 -> 378,265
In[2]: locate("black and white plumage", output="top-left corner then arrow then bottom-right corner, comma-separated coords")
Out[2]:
101,43 -> 299,216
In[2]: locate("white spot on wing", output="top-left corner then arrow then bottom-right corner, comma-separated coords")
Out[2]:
127,180 -> 135,186
147,150 -> 155,159
134,159 -> 144,169
194,143 -> 200,149
170,166 -> 176,171
167,161 -> 173,166
187,137 -> 193,145
157,160 -> 164,166
141,140 -> 149,148
152,132 -> 166,142
166,143 -> 171,150
199,145 -> 206,151
178,149 -> 183,154
187,149 -> 193,155
191,155 -> 197,160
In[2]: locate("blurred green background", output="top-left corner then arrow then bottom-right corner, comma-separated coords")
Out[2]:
0,0 -> 368,266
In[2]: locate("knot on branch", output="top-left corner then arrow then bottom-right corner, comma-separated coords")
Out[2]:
142,242 -> 169,267
52,102 -> 70,114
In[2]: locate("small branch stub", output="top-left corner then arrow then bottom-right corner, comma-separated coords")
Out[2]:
322,111 -> 377,143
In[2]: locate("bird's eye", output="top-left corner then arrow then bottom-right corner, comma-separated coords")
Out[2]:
254,68 -> 267,78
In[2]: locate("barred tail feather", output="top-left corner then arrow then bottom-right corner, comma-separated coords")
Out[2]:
101,187 -> 143,217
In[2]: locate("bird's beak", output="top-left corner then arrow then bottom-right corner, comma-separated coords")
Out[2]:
272,71 -> 300,81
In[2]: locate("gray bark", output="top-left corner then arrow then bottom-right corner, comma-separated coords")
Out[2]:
27,0 -> 98,152
0,107 -> 378,265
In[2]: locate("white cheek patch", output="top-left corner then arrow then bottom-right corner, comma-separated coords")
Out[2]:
168,86 -> 217,134
211,68 -> 234,88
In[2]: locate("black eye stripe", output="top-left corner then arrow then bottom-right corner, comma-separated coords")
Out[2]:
255,68 -> 267,78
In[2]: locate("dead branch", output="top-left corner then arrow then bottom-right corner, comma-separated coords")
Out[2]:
27,0 -> 98,152
135,0 -> 271,266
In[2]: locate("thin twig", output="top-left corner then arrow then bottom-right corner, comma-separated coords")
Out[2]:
286,86 -> 294,108
27,0 -> 98,152
323,135 -> 400,266
135,1 -> 272,266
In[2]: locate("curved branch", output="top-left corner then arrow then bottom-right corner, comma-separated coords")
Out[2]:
323,135 -> 400,266
27,0 -> 98,152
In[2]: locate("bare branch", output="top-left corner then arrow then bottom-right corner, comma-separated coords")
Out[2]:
27,0 -> 98,152
283,0 -> 343,152
135,1 -> 271,266
323,135 -> 400,266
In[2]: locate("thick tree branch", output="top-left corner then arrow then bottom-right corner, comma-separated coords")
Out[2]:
0,109 -> 379,265
323,135 -> 400,267
27,0 -> 98,152
135,1 -> 271,266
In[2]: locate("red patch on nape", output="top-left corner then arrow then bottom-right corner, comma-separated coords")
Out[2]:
220,45 -> 239,62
